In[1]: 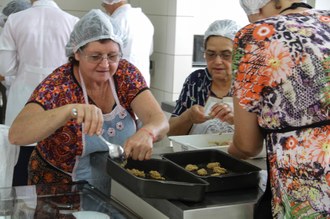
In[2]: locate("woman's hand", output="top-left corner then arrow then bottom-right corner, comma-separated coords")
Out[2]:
209,103 -> 234,125
189,105 -> 210,124
123,127 -> 154,161
69,104 -> 103,136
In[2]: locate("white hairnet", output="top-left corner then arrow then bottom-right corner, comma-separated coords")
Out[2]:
65,9 -> 126,57
2,0 -> 31,17
102,0 -> 122,5
239,0 -> 271,15
204,19 -> 240,42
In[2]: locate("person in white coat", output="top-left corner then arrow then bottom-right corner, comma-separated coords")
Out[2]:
102,0 -> 154,86
0,0 -> 31,124
0,0 -> 79,186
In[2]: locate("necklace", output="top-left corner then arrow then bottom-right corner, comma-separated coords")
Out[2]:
279,2 -> 312,14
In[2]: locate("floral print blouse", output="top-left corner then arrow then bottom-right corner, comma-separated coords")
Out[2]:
27,60 -> 148,175
233,10 -> 330,218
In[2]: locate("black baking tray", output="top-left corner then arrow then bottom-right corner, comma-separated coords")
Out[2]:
106,158 -> 209,202
161,149 -> 261,192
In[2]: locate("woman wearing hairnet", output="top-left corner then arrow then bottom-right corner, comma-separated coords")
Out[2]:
8,9 -> 169,186
0,0 -> 31,28
229,0 -> 330,218
168,20 -> 240,136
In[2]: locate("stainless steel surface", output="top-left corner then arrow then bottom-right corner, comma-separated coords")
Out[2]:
98,135 -> 125,161
112,179 -> 263,219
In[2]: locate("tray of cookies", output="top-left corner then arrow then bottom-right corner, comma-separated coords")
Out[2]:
161,149 -> 261,192
106,157 -> 209,202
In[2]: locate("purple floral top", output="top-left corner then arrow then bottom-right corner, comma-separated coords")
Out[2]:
233,9 -> 330,218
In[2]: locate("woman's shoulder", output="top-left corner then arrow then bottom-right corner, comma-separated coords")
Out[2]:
185,68 -> 211,83
37,63 -> 75,88
116,59 -> 147,85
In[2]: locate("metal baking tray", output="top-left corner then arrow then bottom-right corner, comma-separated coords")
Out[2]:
161,149 -> 261,192
106,158 -> 209,202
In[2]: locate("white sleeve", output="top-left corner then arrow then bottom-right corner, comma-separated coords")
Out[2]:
0,17 -> 18,75
0,50 -> 17,76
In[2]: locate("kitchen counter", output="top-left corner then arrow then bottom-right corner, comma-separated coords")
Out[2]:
91,151 -> 267,219
111,179 -> 263,219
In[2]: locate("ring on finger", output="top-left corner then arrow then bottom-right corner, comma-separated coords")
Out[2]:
71,108 -> 78,117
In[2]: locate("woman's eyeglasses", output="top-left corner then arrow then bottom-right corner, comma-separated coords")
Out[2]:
204,50 -> 232,61
79,49 -> 122,64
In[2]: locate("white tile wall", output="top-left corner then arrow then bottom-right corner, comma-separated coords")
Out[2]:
315,0 -> 330,9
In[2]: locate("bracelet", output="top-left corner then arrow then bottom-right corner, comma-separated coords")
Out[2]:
139,128 -> 156,142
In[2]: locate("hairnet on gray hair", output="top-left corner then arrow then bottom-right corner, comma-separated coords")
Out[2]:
65,9 -> 126,57
102,0 -> 122,5
204,19 -> 240,43
239,0 -> 308,15
239,0 -> 271,15
2,0 -> 31,17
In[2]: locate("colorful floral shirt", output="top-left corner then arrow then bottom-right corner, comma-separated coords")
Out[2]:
233,10 -> 330,218
27,60 -> 148,176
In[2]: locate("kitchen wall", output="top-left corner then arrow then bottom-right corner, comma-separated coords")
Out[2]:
0,0 -> 328,106
141,0 -> 249,105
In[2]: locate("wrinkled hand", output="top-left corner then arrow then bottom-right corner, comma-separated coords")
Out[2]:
70,104 -> 103,136
123,129 -> 153,161
188,105 -> 209,124
208,103 -> 234,125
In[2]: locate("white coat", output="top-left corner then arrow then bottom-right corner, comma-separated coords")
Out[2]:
111,4 -> 154,86
0,0 -> 79,126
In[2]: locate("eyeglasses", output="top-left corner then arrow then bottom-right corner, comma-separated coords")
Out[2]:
204,50 -> 232,61
79,49 -> 122,64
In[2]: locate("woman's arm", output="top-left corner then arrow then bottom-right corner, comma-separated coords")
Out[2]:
227,96 -> 264,159
9,103 -> 74,145
9,102 -> 104,145
125,90 -> 169,160
132,90 -> 169,140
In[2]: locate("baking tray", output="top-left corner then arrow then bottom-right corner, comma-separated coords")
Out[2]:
161,149 -> 261,192
106,157 -> 209,202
